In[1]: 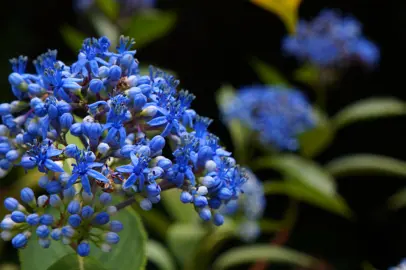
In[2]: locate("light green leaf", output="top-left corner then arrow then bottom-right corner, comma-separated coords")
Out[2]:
213,244 -> 316,270
333,98 -> 406,130
147,240 -> 176,270
127,11 -> 177,48
161,189 -> 197,223
388,188 -> 406,210
95,0 -> 119,20
47,254 -> 107,270
325,154 -> 406,178
20,207 -> 147,270
60,25 -> 86,52
166,223 -> 206,266
299,108 -> 334,158
91,13 -> 119,47
263,181 -> 351,217
250,58 -> 290,86
255,154 -> 336,196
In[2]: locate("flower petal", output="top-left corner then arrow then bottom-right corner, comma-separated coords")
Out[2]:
123,174 -> 137,189
161,123 -> 172,137
81,174 -> 92,195
63,80 -> 81,89
130,152 -> 139,166
147,116 -> 167,127
45,159 -> 64,173
186,169 -> 196,186
47,148 -> 63,158
105,127 -> 118,142
89,60 -> 99,77
88,162 -> 104,168
87,169 -> 108,182
116,164 -> 134,173
66,173 -> 79,188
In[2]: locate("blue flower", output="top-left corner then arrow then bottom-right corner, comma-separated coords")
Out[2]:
43,65 -> 82,102
116,152 -> 150,190
65,150 -> 108,194
103,95 -> 130,146
21,141 -> 64,173
72,38 -> 110,77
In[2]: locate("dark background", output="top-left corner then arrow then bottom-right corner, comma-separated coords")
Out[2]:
1,0 -> 406,269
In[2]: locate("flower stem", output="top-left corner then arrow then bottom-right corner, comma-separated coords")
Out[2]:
115,197 -> 137,211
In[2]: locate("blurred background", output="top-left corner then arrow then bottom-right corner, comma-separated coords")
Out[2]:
1,0 -> 406,269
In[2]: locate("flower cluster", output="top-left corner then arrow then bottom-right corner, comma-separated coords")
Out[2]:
220,169 -> 266,241
390,259 -> 406,270
282,9 -> 380,68
0,35 -> 247,256
222,85 -> 314,151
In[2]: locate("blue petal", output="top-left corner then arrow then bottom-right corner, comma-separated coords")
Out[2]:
119,127 -> 126,146
185,169 -> 195,186
95,57 -> 109,66
66,173 -> 79,188
102,122 -> 113,131
88,162 -> 104,168
40,115 -> 50,139
139,173 -> 145,190
147,116 -> 167,127
123,174 -> 137,189
161,123 -> 172,137
130,152 -> 139,166
47,148 -> 63,158
45,159 -> 64,173
105,127 -> 118,142
89,60 -> 99,77
87,169 -> 108,182
62,80 -> 81,89
81,174 -> 92,194
116,165 -> 134,173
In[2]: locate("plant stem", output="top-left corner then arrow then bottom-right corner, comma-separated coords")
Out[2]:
115,197 -> 137,211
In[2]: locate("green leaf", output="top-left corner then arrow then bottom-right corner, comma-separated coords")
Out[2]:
388,188 -> 406,210
299,108 -> 334,158
95,0 -> 119,20
250,58 -> 290,86
132,203 -> 170,240
161,189 -> 197,223
293,64 -> 319,87
60,25 -> 86,52
166,223 -> 206,266
147,240 -> 176,270
263,181 -> 351,217
91,13 -> 119,47
213,244 -> 316,270
47,254 -> 107,270
126,11 -> 177,48
325,154 -> 406,178
333,98 -> 406,130
20,207 -> 147,270
255,154 -> 336,196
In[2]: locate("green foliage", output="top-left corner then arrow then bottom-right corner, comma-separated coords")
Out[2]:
95,0 -> 119,20
325,154 -> 406,178
161,189 -> 197,223
388,188 -> 406,210
19,207 -> 147,270
294,64 -> 320,87
60,25 -> 87,53
332,97 -> 406,130
126,11 -> 177,48
213,244 -> 316,270
147,240 -> 177,270
91,13 -> 119,46
250,58 -> 290,86
47,254 -> 107,270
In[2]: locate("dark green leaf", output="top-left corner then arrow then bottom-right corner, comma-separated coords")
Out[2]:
127,11 -> 177,48
60,25 -> 86,52
325,154 -> 406,178
293,64 -> 319,87
166,223 -> 205,266
20,207 -> 147,270
299,108 -> 334,158
47,254 -> 107,270
250,58 -> 290,86
95,0 -> 119,20
213,244 -> 316,270
388,188 -> 406,210
161,189 -> 197,223
263,181 -> 351,217
333,98 -> 406,129
255,154 -> 336,196
147,240 -> 176,270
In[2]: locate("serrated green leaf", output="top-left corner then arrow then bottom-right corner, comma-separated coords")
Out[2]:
60,25 -> 86,52
255,154 -> 336,196
263,181 -> 351,217
250,58 -> 290,86
126,11 -> 177,48
325,154 -> 406,178
250,0 -> 301,34
213,244 -> 316,270
333,98 -> 406,130
95,0 -> 119,20
299,108 -> 334,158
147,240 -> 176,270
166,223 -> 206,266
20,207 -> 147,270
161,189 -> 197,223
47,254 -> 107,270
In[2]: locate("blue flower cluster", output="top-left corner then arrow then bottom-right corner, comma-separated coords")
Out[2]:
222,86 -> 314,151
389,259 -> 406,270
220,169 -> 266,241
0,35 -> 247,255
75,0 -> 155,14
282,9 -> 380,68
